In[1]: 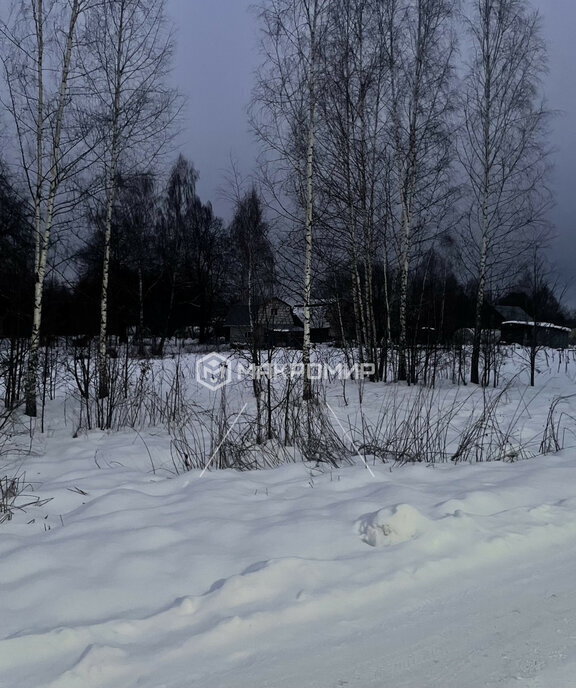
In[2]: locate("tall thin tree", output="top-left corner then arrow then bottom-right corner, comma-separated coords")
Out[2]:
316,0 -> 389,376
252,0 -> 330,401
382,0 -> 456,382
82,0 -> 178,398
460,0 -> 550,385
0,0 -> 92,417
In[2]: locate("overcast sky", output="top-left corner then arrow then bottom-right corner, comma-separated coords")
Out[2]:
166,0 -> 257,215
165,0 -> 576,303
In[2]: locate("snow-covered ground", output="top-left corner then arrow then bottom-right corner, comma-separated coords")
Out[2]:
2,347 -> 576,688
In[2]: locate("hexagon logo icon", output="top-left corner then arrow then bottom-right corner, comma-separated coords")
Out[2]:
196,353 -> 232,391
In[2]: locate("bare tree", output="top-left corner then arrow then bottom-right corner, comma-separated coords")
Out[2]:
78,171 -> 157,353
228,187 -> 275,443
315,0 -> 389,377
82,0 -> 178,398
228,187 -> 274,306
460,0 -> 551,385
518,240 -> 564,387
155,155 -> 199,354
252,0 -> 330,401
115,172 -> 157,353
0,0 -> 94,417
382,0 -> 457,382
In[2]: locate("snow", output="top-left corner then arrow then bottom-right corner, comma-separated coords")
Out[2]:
2,348 -> 576,687
502,320 -> 572,332
357,503 -> 427,546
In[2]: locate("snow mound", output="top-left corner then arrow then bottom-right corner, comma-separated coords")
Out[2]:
357,503 -> 427,547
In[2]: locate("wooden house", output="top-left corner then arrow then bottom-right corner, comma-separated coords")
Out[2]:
225,297 -> 303,347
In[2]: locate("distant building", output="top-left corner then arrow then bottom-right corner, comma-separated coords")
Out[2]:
500,320 -> 570,348
486,304 -> 532,328
485,305 -> 569,348
225,297 -> 336,347
455,304 -> 569,348
225,297 -> 303,347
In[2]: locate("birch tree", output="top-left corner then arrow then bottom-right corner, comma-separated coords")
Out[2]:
83,0 -> 177,398
0,0 -> 93,417
382,0 -> 456,382
460,0 -> 550,385
82,171 -> 157,355
316,0 -> 389,377
252,0 -> 330,401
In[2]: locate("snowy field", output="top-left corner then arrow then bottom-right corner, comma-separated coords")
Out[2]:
2,346 -> 576,687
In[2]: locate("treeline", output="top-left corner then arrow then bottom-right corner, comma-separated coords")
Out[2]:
0,150 -> 567,343
0,0 -> 179,414
0,156 -> 274,342
252,0 -> 561,388
0,0 -> 571,419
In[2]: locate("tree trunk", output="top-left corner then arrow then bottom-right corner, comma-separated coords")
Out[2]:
98,154 -> 118,399
302,3 -> 318,403
98,2 -> 124,400
397,207 -> 412,382
25,0 -> 81,417
471,235 -> 487,385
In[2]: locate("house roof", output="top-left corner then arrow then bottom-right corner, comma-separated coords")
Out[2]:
502,321 -> 571,332
494,305 -> 532,323
225,298 -> 300,328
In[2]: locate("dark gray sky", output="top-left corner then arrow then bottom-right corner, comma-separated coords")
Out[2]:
166,0 -> 257,215
166,0 -> 576,303
531,0 -> 576,304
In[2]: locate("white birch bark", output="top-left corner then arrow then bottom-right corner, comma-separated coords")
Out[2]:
302,0 -> 320,402
252,0 -> 328,403
21,0 -> 83,417
384,0 -> 455,382
89,0 -> 177,402
98,2 -> 124,400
